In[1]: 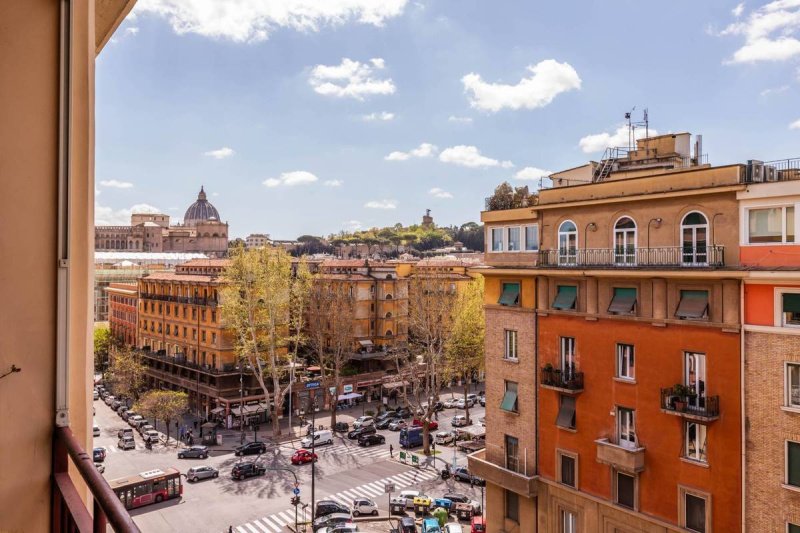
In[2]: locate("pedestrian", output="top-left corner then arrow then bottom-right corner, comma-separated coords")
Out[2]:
179,427 -> 185,442
389,444 -> 394,458
193,420 -> 198,430
228,527 -> 233,533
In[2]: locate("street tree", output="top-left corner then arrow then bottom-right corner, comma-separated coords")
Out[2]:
222,247 -> 310,437
307,276 -> 356,427
135,390 -> 188,445
93,325 -> 113,372
444,276 -> 485,425
106,347 -> 146,401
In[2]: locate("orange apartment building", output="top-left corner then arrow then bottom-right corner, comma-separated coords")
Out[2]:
107,282 -> 138,346
470,133 -> 749,533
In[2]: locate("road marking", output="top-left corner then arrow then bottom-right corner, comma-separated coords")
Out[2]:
276,511 -> 294,524
257,517 -> 281,532
243,523 -> 260,533
250,519 -> 272,533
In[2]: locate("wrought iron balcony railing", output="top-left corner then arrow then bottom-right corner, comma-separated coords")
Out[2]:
660,388 -> 720,420
537,246 -> 724,268
540,367 -> 584,393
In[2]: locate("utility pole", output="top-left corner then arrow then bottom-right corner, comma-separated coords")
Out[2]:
311,395 -> 317,521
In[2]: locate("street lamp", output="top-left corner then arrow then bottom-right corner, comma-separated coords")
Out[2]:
310,396 -> 319,521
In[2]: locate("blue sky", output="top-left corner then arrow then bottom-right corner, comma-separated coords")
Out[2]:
96,0 -> 800,239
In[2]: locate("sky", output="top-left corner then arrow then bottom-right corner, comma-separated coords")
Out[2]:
96,0 -> 800,240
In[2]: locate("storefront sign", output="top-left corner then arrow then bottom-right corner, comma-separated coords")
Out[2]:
343,384 -> 354,393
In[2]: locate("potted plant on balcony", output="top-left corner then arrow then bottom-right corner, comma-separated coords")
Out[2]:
542,363 -> 553,385
672,383 -> 691,411
552,367 -> 562,386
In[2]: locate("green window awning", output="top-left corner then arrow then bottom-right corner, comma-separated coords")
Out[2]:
608,287 -> 637,315
498,283 -> 520,306
675,290 -> 709,319
789,441 -> 800,487
500,390 -> 518,412
552,285 -> 577,310
783,294 -> 800,314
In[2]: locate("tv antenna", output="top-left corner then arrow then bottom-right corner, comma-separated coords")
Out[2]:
624,108 -> 649,151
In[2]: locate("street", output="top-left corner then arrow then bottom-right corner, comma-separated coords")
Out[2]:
93,391 -> 486,532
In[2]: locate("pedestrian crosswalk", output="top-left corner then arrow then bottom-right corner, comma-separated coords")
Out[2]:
317,442 -> 392,460
100,442 -> 148,454
234,467 -> 440,533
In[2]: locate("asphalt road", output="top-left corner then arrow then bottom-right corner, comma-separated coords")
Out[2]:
94,393 -> 486,532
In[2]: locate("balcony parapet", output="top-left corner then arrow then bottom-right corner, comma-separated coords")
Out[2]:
537,246 -> 725,268
467,449 -> 538,498
595,438 -> 645,473
660,388 -> 720,421
540,367 -> 584,394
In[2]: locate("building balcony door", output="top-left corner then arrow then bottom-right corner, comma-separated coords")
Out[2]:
684,352 -> 706,410
681,212 -> 708,265
617,407 -> 637,450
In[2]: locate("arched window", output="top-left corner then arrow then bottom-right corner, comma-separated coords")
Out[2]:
558,220 -> 578,264
614,217 -> 637,265
681,212 -> 708,265
385,294 -> 393,300
385,330 -> 393,337
385,312 -> 393,318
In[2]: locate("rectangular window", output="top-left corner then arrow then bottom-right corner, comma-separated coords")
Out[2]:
498,282 -> 520,306
560,509 -> 577,533
507,227 -> 521,251
684,492 -> 707,533
608,287 -> 637,315
501,381 -> 518,413
183,327 -> 187,338
505,435 -> 520,473
617,407 -> 636,449
505,490 -> 519,522
552,285 -> 577,310
525,224 -> 539,251
211,311 -> 216,322
559,452 -> 576,487
556,395 -> 576,429
685,351 -> 707,409
789,523 -> 800,533
676,290 -> 709,319
504,330 -> 518,360
202,331 -> 207,342
748,206 -> 795,243
616,344 -> 635,380
685,422 -> 708,463
212,332 -> 217,345
788,440 -> 800,487
615,471 -> 635,509
782,293 -> 800,327
560,337 -> 576,373
787,363 -> 800,408
491,228 -> 504,252
202,310 -> 207,321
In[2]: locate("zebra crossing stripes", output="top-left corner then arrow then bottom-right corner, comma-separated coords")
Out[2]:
234,467 -> 440,532
317,442 -> 391,459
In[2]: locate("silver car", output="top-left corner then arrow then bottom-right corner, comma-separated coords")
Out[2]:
186,465 -> 219,482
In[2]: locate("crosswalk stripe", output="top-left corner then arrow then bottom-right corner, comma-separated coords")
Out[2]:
243,524 -> 260,533
331,494 -> 350,506
256,518 -> 280,533
236,527 -> 248,533
360,484 -> 384,497
250,519 -> 272,533
261,516 -> 283,532
276,511 -> 294,524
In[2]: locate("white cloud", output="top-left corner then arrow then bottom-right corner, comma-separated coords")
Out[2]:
578,125 -> 659,154
385,142 -> 438,161
362,111 -> 395,121
324,179 -> 343,187
719,0 -> 800,63
95,202 -> 161,226
429,187 -> 453,199
760,84 -> 789,96
204,147 -> 235,159
133,0 -> 408,43
733,2 -> 745,17
514,167 -> 552,181
309,58 -> 395,100
344,220 -> 362,230
448,115 -> 473,124
263,171 -> 319,188
212,192 -> 219,196
125,27 -> 140,35
461,59 -> 582,113
364,199 -> 397,209
99,179 -> 134,189
438,145 -> 513,168
790,118 -> 800,129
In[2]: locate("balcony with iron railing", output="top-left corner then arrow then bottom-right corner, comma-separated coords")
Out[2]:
52,426 -> 140,532
139,293 -> 217,306
139,350 -> 239,376
537,246 -> 725,268
660,388 -> 720,421
540,366 -> 584,394
742,157 -> 800,183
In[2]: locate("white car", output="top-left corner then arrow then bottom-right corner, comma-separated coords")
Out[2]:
434,431 -> 454,445
138,423 -> 154,435
454,399 -> 466,409
127,415 -> 144,427
399,490 -> 421,509
118,436 -> 136,450
444,524 -> 464,533
92,424 -> 100,437
352,497 -> 378,516
352,416 -> 374,429
443,398 -> 456,409
452,415 -> 469,427
143,430 -> 160,443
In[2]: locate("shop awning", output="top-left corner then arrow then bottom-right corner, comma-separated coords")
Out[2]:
382,380 -> 409,390
210,407 -> 225,415
337,392 -> 362,401
358,339 -> 374,346
458,424 -> 486,438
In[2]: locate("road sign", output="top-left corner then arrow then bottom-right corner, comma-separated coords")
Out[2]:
384,483 -> 395,493
293,487 -> 300,495
305,380 -> 321,390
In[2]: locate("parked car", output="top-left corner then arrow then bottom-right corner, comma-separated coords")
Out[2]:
442,492 -> 470,504
93,390 -> 99,401
452,466 -> 485,486
352,415 -> 374,429
412,419 -> 439,431
444,524 -> 464,533
314,500 -> 351,519
466,394 -> 479,404
118,436 -> 136,450
434,431 -> 455,445
453,399 -> 466,409
93,424 -> 100,437
291,449 -> 318,465
375,415 -> 398,429
357,434 -> 385,447
399,490 -> 421,509
143,430 -> 160,444
333,421 -> 349,433
111,400 -> 122,410
421,518 -> 442,533
376,411 -> 398,422
127,415 -> 144,427
311,512 -> 352,531
398,516 -> 417,533
138,423 -> 154,435
388,419 -> 408,431
318,526 -> 357,533
301,430 -> 333,448
231,461 -> 266,480
347,425 -> 376,440
234,441 -> 267,456
120,410 -> 134,421
116,405 -> 128,415
451,415 -> 469,427
470,516 -> 486,533
479,396 -> 485,407
117,427 -> 134,439
104,395 -> 115,405
178,445 -> 209,459
93,447 -> 106,462
352,497 -> 378,516
187,465 -> 218,482
394,406 -> 412,418
94,463 -> 105,474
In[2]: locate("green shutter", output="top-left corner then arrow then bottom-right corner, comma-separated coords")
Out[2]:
789,441 -> 800,487
552,285 -> 577,310
675,290 -> 709,319
498,283 -> 520,306
608,287 -> 637,314
500,390 -> 518,412
783,294 -> 800,314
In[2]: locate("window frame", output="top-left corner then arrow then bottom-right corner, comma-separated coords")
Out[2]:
613,469 -> 637,510
681,211 -> 709,266
556,394 -> 576,430
488,224 -> 539,253
559,508 -> 577,533
616,406 -> 636,449
504,329 -> 518,361
505,434 -> 520,473
787,439 -> 800,489
558,220 -> 578,265
498,281 -> 521,307
679,485 -> 710,533
501,380 -> 519,413
775,288 -> 800,329
556,449 -> 578,488
616,343 -> 635,381
507,226 -> 521,252
613,216 -> 638,265
490,227 -> 504,252
745,204 -> 796,245
786,362 -> 800,409
684,421 -> 708,464
505,489 -> 519,522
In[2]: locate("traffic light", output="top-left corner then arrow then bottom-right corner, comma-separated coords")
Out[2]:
290,496 -> 300,506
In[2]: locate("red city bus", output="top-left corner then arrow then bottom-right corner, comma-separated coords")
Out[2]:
108,467 -> 183,509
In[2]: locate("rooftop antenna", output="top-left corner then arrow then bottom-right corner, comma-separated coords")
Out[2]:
643,108 -> 649,140
625,107 -> 636,151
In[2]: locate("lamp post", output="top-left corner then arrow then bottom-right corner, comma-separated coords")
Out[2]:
310,395 -> 318,520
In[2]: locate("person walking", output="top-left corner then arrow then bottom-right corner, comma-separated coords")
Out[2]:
389,444 -> 394,458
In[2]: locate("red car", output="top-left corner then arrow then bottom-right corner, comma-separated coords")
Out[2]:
291,449 -> 318,465
412,419 -> 439,431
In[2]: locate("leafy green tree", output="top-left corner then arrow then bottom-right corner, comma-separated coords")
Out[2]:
135,390 -> 188,446
93,325 -> 113,371
106,347 -> 146,401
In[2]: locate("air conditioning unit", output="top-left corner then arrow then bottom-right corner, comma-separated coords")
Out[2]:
764,165 -> 778,181
747,160 -> 765,182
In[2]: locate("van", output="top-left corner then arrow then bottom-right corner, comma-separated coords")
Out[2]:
300,429 -> 333,448
399,427 -> 428,448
